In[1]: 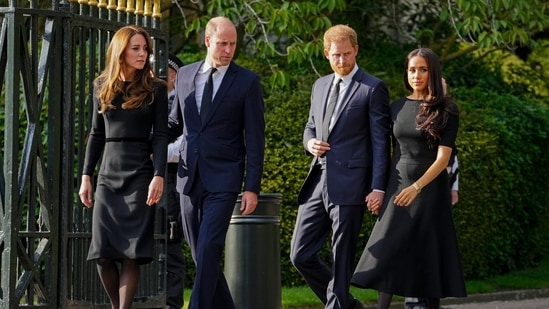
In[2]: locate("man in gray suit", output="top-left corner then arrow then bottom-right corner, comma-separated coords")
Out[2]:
290,24 -> 391,309
168,16 -> 265,309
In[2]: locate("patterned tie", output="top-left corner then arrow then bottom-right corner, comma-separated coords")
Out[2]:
200,67 -> 217,122
322,78 -> 341,138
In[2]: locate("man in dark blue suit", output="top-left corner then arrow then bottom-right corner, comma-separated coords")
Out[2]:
167,16 -> 265,309
290,24 -> 391,309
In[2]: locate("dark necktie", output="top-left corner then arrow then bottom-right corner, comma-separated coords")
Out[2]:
322,78 -> 341,138
200,67 -> 217,122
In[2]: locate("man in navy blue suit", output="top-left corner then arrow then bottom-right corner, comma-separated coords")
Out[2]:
290,24 -> 391,309
167,16 -> 265,309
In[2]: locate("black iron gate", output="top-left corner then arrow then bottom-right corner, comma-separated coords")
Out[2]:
0,1 -> 169,308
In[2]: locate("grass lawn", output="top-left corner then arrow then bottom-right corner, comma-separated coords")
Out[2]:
181,257 -> 549,308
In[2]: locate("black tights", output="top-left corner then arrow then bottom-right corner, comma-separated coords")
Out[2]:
96,258 -> 140,309
377,292 -> 440,309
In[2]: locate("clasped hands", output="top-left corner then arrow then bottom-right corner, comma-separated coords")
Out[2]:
307,139 -> 417,213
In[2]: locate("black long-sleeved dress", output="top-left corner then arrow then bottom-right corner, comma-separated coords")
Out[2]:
82,81 -> 168,264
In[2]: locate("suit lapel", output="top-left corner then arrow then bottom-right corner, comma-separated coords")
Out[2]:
201,62 -> 236,125
319,75 -> 334,140
329,70 -> 362,134
187,62 -> 203,119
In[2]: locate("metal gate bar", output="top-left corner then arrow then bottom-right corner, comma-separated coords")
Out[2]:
0,1 -> 169,308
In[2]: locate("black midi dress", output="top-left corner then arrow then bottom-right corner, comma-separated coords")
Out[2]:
82,81 -> 168,264
351,98 -> 467,298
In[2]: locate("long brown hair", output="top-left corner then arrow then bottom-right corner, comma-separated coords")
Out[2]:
403,48 -> 456,145
94,25 -> 156,113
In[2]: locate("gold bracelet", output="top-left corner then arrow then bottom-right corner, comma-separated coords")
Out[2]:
412,182 -> 421,194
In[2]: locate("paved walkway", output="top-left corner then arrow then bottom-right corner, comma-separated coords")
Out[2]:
361,288 -> 549,309
446,297 -> 549,309
438,288 -> 549,309
297,289 -> 549,308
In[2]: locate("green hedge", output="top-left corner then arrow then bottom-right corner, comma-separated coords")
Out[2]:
452,88 -> 549,278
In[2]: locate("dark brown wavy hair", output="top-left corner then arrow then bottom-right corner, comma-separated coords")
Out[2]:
94,25 -> 157,113
403,48 -> 457,146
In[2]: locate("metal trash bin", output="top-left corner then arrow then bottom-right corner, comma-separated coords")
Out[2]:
224,193 -> 282,309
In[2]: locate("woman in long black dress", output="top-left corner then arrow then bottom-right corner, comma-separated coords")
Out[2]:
351,48 -> 466,309
78,25 -> 168,309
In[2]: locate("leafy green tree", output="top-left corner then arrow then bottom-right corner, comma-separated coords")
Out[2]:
438,0 -> 549,61
167,0 -> 549,68
326,0 -> 549,62
168,0 -> 346,87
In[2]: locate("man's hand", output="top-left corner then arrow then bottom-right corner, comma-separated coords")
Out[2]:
240,191 -> 258,215
451,190 -> 459,206
366,191 -> 384,215
307,138 -> 331,157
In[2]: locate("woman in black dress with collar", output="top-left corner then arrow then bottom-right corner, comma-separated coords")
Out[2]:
79,25 -> 168,309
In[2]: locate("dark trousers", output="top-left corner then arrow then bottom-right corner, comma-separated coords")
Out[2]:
290,166 -> 365,309
180,172 -> 238,309
166,240 -> 185,308
160,165 -> 185,309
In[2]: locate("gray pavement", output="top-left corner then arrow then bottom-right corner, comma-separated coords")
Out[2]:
366,288 -> 549,309
439,288 -> 549,309
298,289 -> 549,309
446,297 -> 549,309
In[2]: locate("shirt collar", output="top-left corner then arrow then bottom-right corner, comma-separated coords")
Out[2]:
333,64 -> 359,85
201,61 -> 229,75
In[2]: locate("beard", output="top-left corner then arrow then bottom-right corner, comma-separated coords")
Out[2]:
331,63 -> 354,76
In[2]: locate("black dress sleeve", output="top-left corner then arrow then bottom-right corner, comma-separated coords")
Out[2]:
82,94 -> 106,176
439,103 -> 459,148
151,81 -> 169,177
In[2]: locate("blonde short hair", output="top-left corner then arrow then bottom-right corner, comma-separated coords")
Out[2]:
323,24 -> 358,50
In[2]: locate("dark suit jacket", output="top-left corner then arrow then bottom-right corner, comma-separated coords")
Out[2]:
299,68 -> 391,205
168,61 -> 265,195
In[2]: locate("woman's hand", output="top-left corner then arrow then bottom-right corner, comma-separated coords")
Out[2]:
79,175 -> 94,208
147,176 -> 164,206
394,185 -> 419,207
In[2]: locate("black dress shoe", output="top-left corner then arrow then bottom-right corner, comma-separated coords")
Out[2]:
351,299 -> 365,309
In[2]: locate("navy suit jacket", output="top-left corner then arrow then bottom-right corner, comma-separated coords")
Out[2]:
168,61 -> 265,195
299,68 -> 391,205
